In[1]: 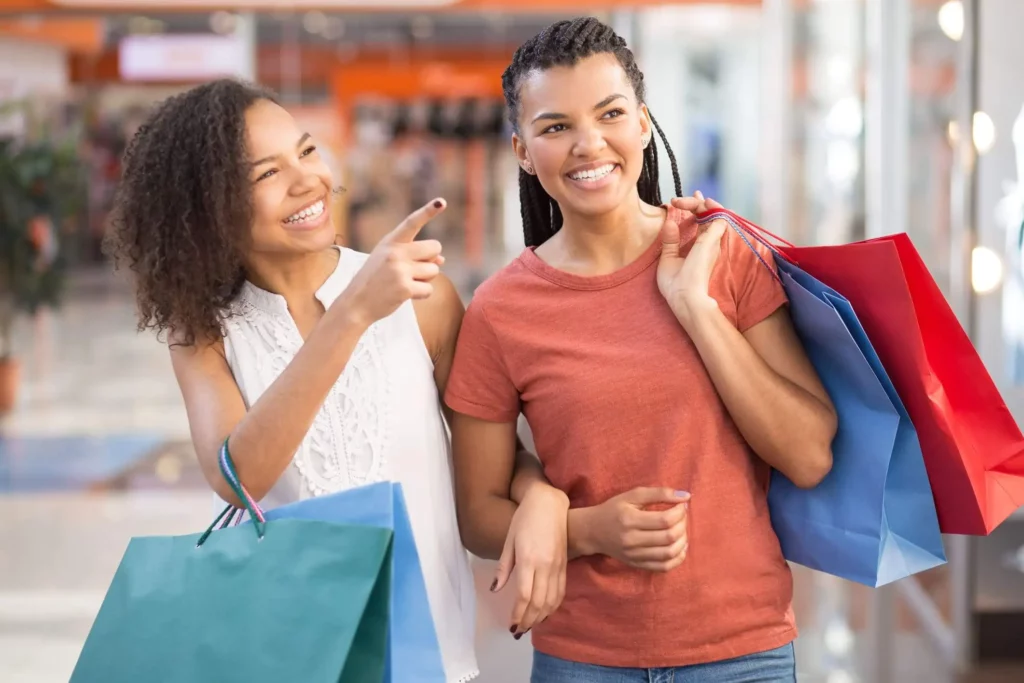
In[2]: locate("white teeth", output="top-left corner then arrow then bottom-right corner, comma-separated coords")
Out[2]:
284,200 -> 325,224
569,164 -> 615,182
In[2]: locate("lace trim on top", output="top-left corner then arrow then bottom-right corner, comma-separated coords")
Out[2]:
226,253 -> 392,494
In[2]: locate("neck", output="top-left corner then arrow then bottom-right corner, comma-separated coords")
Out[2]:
552,191 -> 665,271
244,247 -> 339,306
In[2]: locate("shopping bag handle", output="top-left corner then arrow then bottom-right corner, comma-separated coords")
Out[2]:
694,207 -> 796,251
196,439 -> 267,547
693,207 -> 793,284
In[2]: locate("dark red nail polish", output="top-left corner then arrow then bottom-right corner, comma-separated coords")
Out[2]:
489,579 -> 498,592
433,200 -> 443,209
514,632 -> 523,641
509,625 -> 517,634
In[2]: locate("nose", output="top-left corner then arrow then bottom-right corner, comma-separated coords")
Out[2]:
288,162 -> 322,195
571,121 -> 608,158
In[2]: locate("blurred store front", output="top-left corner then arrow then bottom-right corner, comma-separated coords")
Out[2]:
0,2 -> 1022,682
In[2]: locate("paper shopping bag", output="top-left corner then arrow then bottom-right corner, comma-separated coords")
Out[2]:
70,506 -> 392,683
700,209 -> 947,585
778,234 -> 1024,535
261,481 -> 447,683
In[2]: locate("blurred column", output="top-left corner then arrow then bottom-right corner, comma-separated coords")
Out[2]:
759,0 -> 793,237
233,12 -> 258,83
863,1 -> 911,680
864,0 -> 910,239
636,8 -> 689,199
947,3 -> 980,672
947,0 -> 979,673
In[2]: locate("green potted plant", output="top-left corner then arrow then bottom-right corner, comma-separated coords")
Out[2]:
0,105 -> 80,414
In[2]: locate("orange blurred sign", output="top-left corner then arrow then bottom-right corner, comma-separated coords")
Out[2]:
0,17 -> 104,54
332,57 -> 507,103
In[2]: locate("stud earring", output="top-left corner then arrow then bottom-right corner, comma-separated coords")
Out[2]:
523,163 -> 534,174
642,133 -> 651,148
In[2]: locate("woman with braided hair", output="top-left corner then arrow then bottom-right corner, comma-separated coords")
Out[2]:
446,17 -> 837,681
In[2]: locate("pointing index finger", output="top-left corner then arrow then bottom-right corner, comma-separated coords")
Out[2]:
382,198 -> 447,244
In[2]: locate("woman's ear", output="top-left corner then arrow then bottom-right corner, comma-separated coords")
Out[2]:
638,103 -> 653,149
512,133 -> 534,175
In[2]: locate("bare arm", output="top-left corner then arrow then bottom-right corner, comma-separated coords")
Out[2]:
171,300 -> 369,506
415,274 -> 559,560
685,302 -> 837,488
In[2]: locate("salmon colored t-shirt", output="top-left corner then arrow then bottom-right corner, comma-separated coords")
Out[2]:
444,210 -> 797,668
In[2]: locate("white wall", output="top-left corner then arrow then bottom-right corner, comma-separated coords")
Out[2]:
0,36 -> 69,137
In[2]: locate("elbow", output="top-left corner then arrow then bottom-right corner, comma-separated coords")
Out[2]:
455,498 -> 488,558
791,403 -> 837,489
211,481 -> 247,511
787,447 -> 833,489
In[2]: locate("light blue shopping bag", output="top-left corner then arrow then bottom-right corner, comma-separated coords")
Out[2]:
701,209 -> 947,587
254,481 -> 446,682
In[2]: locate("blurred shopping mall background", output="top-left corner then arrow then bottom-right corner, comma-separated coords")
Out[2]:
0,1 -> 1023,681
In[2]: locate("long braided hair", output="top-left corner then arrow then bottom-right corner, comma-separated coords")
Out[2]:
502,17 -> 683,248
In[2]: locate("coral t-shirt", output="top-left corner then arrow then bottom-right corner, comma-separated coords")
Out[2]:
444,210 -> 796,668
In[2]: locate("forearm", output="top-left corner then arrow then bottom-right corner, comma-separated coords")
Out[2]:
566,507 -> 598,561
509,440 -> 548,504
459,493 -> 519,560
228,295 -> 369,499
683,303 -> 834,486
463,443 -> 551,559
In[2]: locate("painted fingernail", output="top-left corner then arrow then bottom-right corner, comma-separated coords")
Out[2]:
514,632 -> 523,641
433,199 -> 445,209
509,625 -> 518,634
490,579 -> 498,592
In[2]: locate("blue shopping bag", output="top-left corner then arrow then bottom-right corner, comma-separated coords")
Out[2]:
255,481 -> 447,683
699,209 -> 947,587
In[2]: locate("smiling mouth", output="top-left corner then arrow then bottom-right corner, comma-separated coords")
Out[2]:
283,198 -> 326,225
567,164 -> 618,182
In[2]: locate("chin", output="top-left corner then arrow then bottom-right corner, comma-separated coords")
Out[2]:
559,188 -> 630,218
253,224 -> 337,255
289,226 -> 338,252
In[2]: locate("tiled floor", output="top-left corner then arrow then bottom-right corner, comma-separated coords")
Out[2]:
0,268 -> 1018,682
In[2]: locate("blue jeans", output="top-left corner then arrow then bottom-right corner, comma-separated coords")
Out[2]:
531,643 -> 797,683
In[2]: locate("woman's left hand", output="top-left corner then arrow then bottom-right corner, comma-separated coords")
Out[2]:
492,484 -> 570,639
658,192 -> 728,330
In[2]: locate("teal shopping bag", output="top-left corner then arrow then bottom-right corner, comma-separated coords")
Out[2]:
70,445 -> 393,683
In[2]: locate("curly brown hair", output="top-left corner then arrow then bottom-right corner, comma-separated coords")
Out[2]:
105,78 -> 278,347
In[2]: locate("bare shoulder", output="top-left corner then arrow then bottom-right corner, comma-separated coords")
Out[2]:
413,272 -> 466,362
167,330 -> 230,382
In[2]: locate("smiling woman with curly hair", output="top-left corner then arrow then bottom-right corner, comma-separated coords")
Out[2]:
105,77 -> 573,683
107,79 -> 271,346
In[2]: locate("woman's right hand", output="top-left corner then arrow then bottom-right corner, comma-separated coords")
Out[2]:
570,487 -> 690,572
339,198 -> 447,326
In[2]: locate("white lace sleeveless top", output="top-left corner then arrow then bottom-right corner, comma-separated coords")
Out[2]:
221,247 -> 479,683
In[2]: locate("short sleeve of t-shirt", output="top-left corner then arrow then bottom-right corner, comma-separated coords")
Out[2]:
444,298 -> 521,423
724,225 -> 788,332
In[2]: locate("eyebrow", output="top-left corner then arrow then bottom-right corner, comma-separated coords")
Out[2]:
531,93 -> 627,124
251,132 -> 312,166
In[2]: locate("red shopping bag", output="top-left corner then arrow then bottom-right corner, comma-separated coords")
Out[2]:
720,213 -> 1024,535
